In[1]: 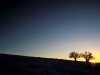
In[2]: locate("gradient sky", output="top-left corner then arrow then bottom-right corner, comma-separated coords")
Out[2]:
0,0 -> 100,62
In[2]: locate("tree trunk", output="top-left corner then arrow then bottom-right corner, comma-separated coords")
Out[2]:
74,58 -> 76,61
86,59 -> 89,63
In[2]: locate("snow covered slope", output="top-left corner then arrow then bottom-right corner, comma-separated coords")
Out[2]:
0,53 -> 100,75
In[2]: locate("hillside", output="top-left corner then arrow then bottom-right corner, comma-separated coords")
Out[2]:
0,53 -> 100,75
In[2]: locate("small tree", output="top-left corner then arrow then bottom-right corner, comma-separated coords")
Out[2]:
80,51 -> 94,62
69,51 -> 80,61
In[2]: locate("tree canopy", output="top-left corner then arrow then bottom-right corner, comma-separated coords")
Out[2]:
69,51 -> 80,61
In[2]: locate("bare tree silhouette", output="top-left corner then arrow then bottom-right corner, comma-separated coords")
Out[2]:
69,51 -> 80,61
80,51 -> 95,62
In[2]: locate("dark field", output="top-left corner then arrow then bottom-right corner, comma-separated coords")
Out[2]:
0,53 -> 100,75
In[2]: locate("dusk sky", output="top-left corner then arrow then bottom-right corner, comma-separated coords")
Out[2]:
0,0 -> 100,62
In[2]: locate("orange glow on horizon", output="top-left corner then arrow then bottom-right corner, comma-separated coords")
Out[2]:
90,60 -> 95,62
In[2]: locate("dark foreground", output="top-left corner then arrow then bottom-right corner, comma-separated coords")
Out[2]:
0,53 -> 100,75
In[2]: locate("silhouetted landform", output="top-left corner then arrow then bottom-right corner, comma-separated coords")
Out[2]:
0,53 -> 100,75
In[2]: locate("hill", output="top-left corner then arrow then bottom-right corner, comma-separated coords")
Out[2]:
0,53 -> 100,75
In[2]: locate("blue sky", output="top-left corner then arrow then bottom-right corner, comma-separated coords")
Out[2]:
0,0 -> 100,62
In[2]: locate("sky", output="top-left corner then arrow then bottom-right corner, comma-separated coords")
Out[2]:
0,0 -> 100,62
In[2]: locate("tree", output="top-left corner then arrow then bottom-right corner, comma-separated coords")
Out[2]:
80,51 -> 95,62
69,51 -> 80,61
